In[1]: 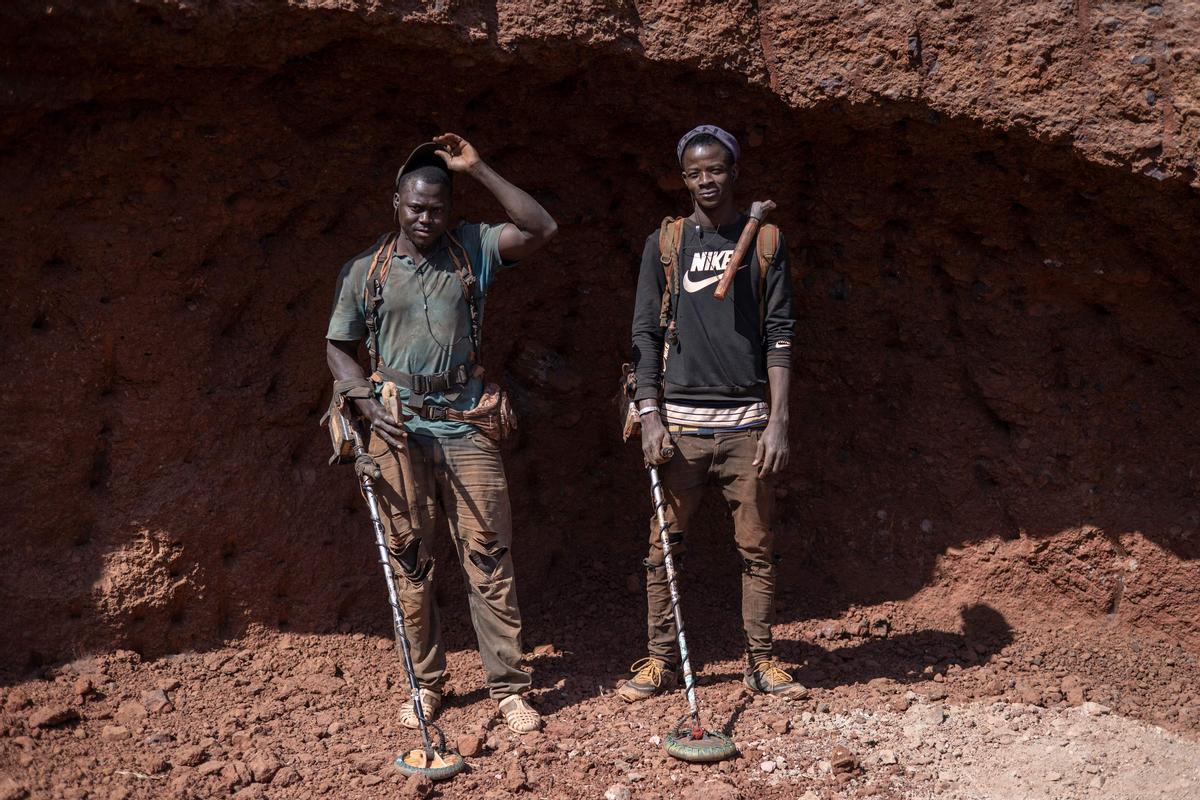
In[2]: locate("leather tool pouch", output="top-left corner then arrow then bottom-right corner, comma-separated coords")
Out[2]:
320,396 -> 357,465
320,379 -> 373,465
408,370 -> 517,443
618,363 -> 641,442
459,380 -> 518,443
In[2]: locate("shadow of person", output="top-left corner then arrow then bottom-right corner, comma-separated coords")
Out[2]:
720,689 -> 755,737
772,603 -> 1013,690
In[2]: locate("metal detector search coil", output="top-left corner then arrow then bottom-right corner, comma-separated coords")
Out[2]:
396,747 -> 465,781
663,718 -> 738,763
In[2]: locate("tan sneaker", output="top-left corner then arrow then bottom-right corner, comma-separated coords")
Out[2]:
398,688 -> 442,729
744,659 -> 808,700
498,694 -> 542,734
616,657 -> 677,702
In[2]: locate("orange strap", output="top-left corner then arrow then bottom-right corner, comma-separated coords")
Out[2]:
362,233 -> 400,308
755,223 -> 779,335
658,216 -> 685,331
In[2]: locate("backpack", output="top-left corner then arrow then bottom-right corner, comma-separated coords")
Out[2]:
619,216 -> 780,441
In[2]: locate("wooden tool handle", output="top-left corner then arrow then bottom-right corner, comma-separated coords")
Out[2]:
712,200 -> 776,300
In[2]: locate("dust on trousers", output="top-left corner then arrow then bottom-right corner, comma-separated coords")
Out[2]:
366,430 -> 529,699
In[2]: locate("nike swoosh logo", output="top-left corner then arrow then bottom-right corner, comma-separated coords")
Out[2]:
683,264 -> 746,293
682,273 -> 722,292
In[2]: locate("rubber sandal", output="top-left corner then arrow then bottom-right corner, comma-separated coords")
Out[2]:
398,688 -> 442,730
498,694 -> 542,734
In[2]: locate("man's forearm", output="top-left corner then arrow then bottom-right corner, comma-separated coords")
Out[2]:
467,161 -> 556,239
326,340 -> 375,415
631,328 -> 665,401
767,365 -> 790,426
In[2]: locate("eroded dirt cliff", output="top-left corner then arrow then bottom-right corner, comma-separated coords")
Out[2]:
1,0 -> 1199,675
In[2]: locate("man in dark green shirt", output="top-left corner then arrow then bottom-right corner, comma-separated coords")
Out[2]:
326,134 -> 556,734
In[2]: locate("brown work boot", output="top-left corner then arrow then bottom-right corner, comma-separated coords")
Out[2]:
744,659 -> 808,700
616,657 -> 677,702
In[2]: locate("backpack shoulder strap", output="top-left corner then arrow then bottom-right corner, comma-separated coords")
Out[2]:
756,223 -> 779,285
756,223 -> 780,336
658,216 -> 686,332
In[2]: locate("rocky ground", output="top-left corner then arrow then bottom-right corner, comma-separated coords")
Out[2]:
3,589 -> 1198,800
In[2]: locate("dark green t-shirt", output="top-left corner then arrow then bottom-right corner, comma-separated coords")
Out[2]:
326,222 -> 511,437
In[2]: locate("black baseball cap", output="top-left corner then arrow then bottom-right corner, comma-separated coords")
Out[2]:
395,142 -> 452,189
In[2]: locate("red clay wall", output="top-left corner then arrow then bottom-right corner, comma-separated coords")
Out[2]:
1,1 -> 1198,671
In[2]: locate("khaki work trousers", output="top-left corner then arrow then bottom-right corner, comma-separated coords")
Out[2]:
367,430 -> 529,699
646,428 -> 776,665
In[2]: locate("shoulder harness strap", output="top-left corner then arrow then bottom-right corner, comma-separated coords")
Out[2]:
658,216 -> 686,342
362,232 -> 401,374
444,230 -> 482,362
756,223 -> 779,279
758,224 -> 777,335
360,230 -> 482,374
756,223 -> 779,336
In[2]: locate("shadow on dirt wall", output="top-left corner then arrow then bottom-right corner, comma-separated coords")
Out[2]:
2,36 -> 1199,680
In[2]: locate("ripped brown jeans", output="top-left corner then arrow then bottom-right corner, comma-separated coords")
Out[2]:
368,430 -> 529,699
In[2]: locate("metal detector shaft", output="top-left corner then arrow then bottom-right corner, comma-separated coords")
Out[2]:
353,432 -> 435,757
649,466 -> 702,732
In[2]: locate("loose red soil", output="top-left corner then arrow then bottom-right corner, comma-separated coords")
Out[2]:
2,578 -> 1198,798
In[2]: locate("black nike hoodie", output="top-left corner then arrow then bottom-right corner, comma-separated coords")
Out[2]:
631,215 -> 795,403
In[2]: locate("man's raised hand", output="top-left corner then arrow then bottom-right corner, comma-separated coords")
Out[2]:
432,133 -> 481,173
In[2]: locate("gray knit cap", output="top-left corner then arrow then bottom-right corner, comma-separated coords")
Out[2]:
676,125 -> 740,165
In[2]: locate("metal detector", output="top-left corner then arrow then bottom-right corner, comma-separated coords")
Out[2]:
350,428 -> 465,781
648,462 -> 738,763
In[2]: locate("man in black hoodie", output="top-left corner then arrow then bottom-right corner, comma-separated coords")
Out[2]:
619,125 -> 806,702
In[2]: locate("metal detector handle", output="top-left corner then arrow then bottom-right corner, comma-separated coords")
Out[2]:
649,466 -> 702,734
350,429 -> 436,757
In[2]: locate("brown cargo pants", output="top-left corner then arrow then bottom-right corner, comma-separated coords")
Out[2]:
645,428 -> 776,665
367,430 -> 529,699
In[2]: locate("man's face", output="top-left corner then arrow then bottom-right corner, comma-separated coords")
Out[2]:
393,178 -> 451,250
681,143 -> 737,212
